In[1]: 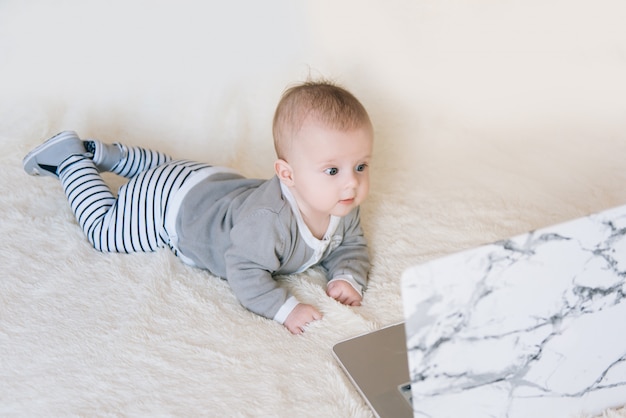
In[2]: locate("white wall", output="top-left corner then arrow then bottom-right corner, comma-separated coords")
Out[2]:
306,1 -> 626,175
2,0 -> 625,201
1,0 -> 312,175
305,0 -> 626,220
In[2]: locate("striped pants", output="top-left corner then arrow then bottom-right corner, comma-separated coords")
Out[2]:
57,144 -> 211,254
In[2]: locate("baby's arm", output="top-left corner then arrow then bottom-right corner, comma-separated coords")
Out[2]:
283,303 -> 323,334
226,211 -> 327,334
321,208 -> 370,300
326,279 -> 362,306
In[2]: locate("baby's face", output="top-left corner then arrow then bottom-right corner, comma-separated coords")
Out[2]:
285,121 -> 373,224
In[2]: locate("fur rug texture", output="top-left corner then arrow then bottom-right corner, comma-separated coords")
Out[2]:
1,1 -> 625,417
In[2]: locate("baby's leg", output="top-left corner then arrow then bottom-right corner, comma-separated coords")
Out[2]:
84,139 -> 172,178
58,155 -> 210,253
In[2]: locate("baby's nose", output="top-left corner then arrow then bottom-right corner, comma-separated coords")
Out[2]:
345,172 -> 359,188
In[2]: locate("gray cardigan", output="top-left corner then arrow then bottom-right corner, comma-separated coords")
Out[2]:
173,174 -> 370,321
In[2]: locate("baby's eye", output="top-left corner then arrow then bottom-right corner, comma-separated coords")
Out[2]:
355,163 -> 368,172
324,167 -> 339,176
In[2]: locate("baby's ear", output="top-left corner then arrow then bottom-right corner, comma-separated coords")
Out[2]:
274,159 -> 295,186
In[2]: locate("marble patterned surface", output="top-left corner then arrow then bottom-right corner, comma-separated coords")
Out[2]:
401,205 -> 626,418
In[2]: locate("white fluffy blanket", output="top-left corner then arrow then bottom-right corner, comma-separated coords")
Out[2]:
1,1 -> 625,417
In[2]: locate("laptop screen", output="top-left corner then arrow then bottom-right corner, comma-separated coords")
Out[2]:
401,204 -> 626,418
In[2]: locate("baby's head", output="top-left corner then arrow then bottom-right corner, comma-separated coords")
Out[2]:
272,80 -> 373,161
273,80 -> 374,228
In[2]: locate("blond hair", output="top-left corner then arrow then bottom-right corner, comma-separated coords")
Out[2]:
272,80 -> 372,159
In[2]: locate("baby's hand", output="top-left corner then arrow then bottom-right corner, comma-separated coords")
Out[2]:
283,303 -> 322,335
327,280 -> 362,306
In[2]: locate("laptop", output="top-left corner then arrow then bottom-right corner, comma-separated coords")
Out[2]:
333,322 -> 412,417
333,204 -> 626,418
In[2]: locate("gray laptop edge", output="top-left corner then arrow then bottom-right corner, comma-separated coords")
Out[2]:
332,322 -> 412,418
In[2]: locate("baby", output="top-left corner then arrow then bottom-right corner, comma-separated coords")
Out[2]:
23,81 -> 373,334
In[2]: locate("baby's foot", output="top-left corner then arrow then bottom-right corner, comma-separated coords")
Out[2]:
23,131 -> 88,178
